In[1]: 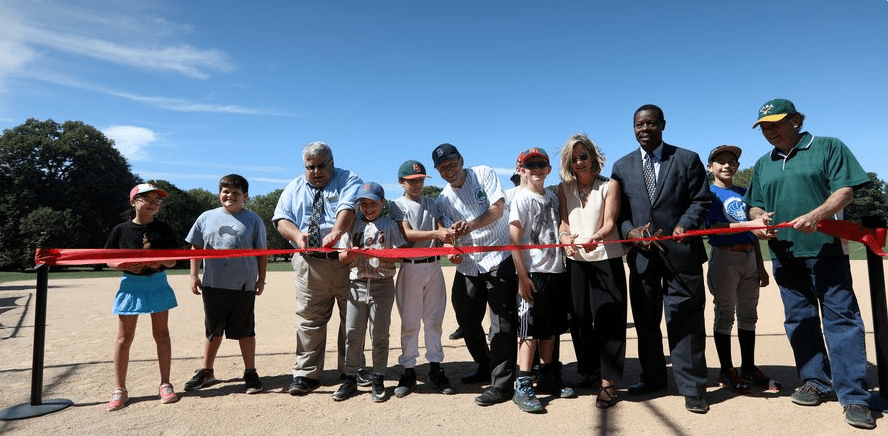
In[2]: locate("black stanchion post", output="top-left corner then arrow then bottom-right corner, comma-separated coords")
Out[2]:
861,216 -> 888,398
0,263 -> 73,420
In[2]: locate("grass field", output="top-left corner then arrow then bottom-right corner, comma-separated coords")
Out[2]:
0,240 -> 876,284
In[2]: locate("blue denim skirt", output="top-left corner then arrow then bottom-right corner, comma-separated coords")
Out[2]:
112,271 -> 178,315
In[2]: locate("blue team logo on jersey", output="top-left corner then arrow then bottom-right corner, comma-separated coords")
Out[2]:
723,197 -> 748,223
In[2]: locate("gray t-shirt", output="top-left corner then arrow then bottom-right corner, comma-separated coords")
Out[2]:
186,207 -> 267,291
389,195 -> 439,255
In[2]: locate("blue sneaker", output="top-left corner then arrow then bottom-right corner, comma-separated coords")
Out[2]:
513,376 -> 543,413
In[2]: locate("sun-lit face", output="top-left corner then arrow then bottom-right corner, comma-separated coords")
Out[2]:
304,156 -> 333,188
131,192 -> 163,220
759,115 -> 801,151
219,186 -> 247,213
435,158 -> 465,187
634,109 -> 665,152
707,151 -> 739,185
569,144 -> 596,179
399,177 -> 425,199
520,158 -> 550,184
359,198 -> 383,221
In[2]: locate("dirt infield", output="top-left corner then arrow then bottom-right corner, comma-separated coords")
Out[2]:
1,261 -> 886,435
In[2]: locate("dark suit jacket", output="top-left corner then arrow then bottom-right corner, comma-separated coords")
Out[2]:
611,143 -> 711,274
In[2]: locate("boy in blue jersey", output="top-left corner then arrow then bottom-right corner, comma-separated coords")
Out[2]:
704,145 -> 780,394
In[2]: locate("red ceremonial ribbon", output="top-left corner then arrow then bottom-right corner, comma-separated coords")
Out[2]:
33,219 -> 886,267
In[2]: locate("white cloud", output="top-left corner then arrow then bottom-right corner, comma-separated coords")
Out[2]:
103,125 -> 157,161
0,4 -> 232,80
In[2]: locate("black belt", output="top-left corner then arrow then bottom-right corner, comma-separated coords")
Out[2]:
402,256 -> 439,264
306,251 -> 338,260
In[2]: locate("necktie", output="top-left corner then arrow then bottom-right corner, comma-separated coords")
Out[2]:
643,153 -> 656,203
308,188 -> 323,247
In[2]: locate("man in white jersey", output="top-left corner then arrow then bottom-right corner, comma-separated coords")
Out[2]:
433,143 -> 518,407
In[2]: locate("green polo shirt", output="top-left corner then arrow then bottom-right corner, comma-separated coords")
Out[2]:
744,132 -> 869,258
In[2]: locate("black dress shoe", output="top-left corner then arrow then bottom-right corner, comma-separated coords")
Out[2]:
627,380 -> 667,395
474,387 -> 512,406
449,327 -> 464,340
685,395 -> 709,413
288,376 -> 321,396
460,366 -> 490,384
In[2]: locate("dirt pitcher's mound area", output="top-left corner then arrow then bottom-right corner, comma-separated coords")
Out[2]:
1,262 -> 886,435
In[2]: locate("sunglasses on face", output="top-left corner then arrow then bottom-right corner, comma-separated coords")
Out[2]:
522,161 -> 549,170
305,161 -> 330,172
136,197 -> 163,205
572,153 -> 590,163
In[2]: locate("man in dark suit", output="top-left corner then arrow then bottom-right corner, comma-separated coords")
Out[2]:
611,104 -> 711,413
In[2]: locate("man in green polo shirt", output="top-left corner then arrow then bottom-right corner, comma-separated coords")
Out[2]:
744,98 -> 875,430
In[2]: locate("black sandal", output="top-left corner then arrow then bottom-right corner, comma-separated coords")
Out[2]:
595,385 -> 616,409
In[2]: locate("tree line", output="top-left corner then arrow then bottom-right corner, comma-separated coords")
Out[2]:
1,118 -> 886,271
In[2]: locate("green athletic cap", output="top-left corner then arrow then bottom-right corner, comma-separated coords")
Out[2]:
753,98 -> 797,128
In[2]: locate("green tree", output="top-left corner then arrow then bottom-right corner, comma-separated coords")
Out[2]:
422,185 -> 443,198
249,189 -> 290,261
731,167 -> 754,188
187,188 -> 219,213
845,172 -> 888,225
0,119 -> 139,270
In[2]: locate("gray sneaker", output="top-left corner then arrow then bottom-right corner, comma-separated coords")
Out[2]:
844,404 -> 876,429
513,376 -> 543,413
791,383 -> 836,406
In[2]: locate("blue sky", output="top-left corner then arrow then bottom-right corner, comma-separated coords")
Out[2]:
2,0 -> 887,199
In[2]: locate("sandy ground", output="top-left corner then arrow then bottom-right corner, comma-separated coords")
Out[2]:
1,261 -> 887,435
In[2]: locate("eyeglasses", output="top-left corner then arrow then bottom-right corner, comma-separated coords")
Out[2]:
572,153 -> 590,164
136,197 -> 163,205
522,161 -> 549,170
305,160 -> 331,172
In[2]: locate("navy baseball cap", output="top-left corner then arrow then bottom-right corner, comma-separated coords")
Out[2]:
432,143 -> 462,167
357,182 -> 385,202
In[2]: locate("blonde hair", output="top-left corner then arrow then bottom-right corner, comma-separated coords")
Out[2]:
559,133 -> 606,183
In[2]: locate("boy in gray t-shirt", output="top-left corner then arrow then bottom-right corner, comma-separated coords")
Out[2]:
184,174 -> 268,394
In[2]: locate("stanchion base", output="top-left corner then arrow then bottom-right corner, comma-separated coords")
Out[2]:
0,399 -> 73,420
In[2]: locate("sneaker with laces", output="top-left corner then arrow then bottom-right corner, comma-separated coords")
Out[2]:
332,376 -> 358,401
394,368 -> 416,398
159,383 -> 179,404
791,383 -> 836,406
428,367 -> 456,395
244,368 -> 263,394
184,368 -> 216,391
844,404 -> 876,429
106,388 -> 128,412
356,368 -> 373,387
371,374 -> 387,403
513,376 -> 544,413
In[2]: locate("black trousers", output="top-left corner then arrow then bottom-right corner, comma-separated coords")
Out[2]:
629,261 -> 708,396
451,256 -> 518,391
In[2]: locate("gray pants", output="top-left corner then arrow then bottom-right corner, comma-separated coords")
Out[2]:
707,249 -> 760,334
292,255 -> 350,379
345,277 -> 395,375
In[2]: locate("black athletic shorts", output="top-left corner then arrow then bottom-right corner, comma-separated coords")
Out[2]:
202,286 -> 256,340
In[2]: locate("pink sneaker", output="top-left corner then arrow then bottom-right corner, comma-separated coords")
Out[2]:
106,388 -> 128,411
159,383 -> 179,404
